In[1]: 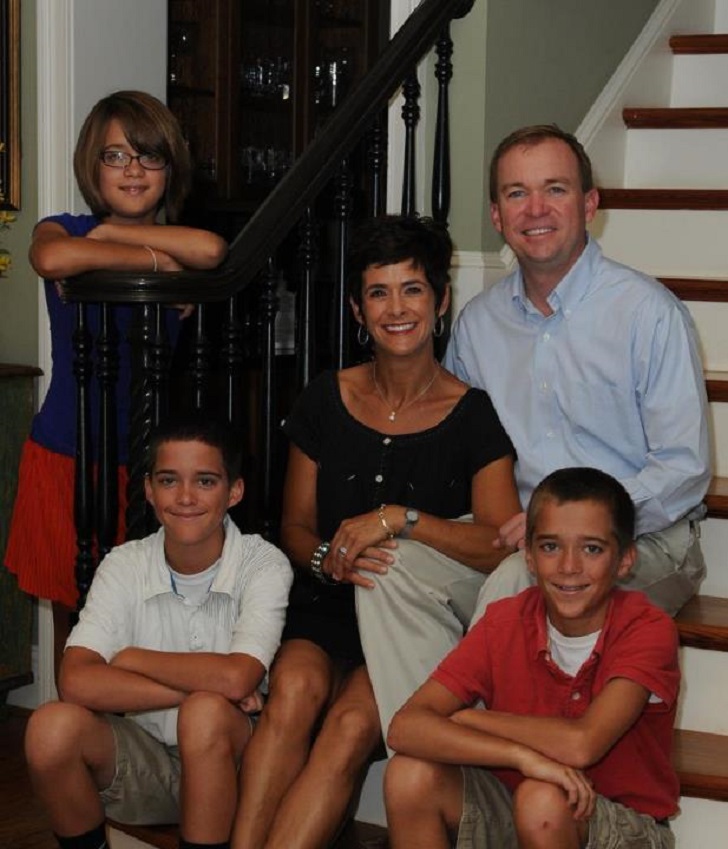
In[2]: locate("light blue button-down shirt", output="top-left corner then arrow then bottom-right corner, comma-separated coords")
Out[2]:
445,238 -> 710,536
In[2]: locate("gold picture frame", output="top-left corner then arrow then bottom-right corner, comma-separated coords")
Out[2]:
0,0 -> 20,210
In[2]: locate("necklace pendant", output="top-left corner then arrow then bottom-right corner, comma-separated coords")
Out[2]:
388,411 -> 396,422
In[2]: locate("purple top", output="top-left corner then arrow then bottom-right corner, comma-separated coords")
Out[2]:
31,213 -> 180,463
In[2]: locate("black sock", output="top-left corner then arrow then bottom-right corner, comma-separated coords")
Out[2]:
55,823 -> 107,849
179,841 -> 230,849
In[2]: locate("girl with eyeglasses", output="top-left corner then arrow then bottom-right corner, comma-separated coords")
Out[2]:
4,90 -> 227,676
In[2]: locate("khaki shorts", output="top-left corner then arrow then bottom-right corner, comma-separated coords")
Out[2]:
457,767 -> 673,849
100,715 -> 181,825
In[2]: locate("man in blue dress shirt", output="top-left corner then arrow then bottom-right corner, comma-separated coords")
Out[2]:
445,124 -> 710,618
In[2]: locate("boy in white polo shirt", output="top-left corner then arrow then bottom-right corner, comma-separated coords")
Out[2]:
25,415 -> 292,849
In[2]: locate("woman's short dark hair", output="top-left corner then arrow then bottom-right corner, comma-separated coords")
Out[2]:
74,90 -> 192,222
489,124 -> 594,203
525,467 -> 635,555
347,215 -> 453,311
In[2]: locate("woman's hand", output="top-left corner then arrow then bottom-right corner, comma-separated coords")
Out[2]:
328,510 -> 398,587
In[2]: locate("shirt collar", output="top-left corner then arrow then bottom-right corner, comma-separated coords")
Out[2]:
142,515 -> 237,601
534,585 -> 616,660
511,235 -> 600,316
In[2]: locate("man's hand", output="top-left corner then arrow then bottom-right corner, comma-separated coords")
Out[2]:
238,690 -> 264,714
493,511 -> 526,551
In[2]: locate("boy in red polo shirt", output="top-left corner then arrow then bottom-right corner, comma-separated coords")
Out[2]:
385,467 -> 679,849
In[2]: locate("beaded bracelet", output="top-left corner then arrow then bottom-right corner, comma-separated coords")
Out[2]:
310,540 -> 337,584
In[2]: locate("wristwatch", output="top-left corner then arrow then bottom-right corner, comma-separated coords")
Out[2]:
399,508 -> 420,539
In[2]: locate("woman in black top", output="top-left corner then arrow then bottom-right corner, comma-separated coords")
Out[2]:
234,216 -> 521,849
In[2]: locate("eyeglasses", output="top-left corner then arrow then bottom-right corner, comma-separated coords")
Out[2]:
99,150 -> 168,170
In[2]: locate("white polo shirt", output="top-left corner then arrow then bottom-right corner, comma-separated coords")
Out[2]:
67,515 -> 292,745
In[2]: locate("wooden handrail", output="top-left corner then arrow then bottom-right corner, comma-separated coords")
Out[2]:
60,0 -> 474,306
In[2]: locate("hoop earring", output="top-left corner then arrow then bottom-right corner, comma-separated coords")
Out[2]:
357,324 -> 370,346
434,315 -> 445,338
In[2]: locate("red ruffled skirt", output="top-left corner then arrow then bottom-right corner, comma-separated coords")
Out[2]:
4,439 -> 127,608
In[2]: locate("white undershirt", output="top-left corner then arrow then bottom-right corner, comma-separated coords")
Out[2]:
169,559 -> 220,607
547,619 -> 599,677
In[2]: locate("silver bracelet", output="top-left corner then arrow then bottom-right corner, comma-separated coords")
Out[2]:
310,541 -> 337,584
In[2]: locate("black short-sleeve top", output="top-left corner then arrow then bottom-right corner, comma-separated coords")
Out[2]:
282,369 -> 515,540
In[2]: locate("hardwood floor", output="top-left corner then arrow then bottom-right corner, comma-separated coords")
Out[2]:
0,707 -> 388,849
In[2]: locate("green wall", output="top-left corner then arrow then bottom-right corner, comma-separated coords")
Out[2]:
0,0 -> 38,366
449,0 -> 660,252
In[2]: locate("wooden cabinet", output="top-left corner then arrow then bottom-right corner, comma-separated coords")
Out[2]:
168,0 -> 389,236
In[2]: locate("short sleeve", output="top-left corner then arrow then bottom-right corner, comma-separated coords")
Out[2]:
282,371 -> 336,463
460,389 -> 516,477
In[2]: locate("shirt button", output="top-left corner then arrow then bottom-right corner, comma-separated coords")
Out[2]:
383,437 -> 392,445
375,474 -> 383,483
546,431 -> 555,439
543,332 -> 550,341
564,309 -> 571,317
540,381 -> 548,392
571,691 -> 581,701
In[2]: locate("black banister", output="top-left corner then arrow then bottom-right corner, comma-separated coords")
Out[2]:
60,0 -> 475,307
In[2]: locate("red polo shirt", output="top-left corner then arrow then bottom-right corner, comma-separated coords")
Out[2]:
432,587 -> 680,819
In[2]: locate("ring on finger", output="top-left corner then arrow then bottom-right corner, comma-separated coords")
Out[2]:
338,545 -> 348,557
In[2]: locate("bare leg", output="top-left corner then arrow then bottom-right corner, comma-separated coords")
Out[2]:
512,779 -> 588,849
385,755 -> 463,849
232,641 -> 335,849
24,701 -> 116,836
52,602 -> 73,684
263,665 -> 381,849
178,691 -> 254,844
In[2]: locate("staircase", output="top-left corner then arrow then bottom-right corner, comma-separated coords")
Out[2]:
591,1 -> 728,843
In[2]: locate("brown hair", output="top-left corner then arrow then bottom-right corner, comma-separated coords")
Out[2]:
74,90 -> 191,222
525,467 -> 635,556
488,124 -> 594,203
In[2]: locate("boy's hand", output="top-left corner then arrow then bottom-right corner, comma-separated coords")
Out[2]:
518,748 -> 595,821
238,690 -> 264,714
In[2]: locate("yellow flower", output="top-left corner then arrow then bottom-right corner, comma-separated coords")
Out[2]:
0,251 -> 11,276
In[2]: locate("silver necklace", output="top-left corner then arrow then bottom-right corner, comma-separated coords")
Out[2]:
372,361 -> 439,422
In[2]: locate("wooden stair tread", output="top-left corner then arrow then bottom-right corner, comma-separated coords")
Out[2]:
677,595 -> 728,652
623,107 -> 728,129
108,821 -> 178,849
107,819 -> 389,849
598,188 -> 728,210
670,34 -> 728,54
659,276 -> 728,302
706,476 -> 728,519
675,729 -> 728,802
705,371 -> 728,403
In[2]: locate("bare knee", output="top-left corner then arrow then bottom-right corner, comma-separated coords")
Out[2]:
385,755 -> 445,810
25,701 -> 96,774
178,691 -> 244,759
317,700 -> 381,767
513,779 -> 577,842
264,660 -> 332,734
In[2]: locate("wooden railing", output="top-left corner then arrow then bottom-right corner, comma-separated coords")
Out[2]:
60,0 -> 475,606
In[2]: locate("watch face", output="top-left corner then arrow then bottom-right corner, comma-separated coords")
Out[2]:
406,509 -> 419,524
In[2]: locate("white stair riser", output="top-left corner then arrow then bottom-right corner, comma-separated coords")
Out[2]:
672,797 -> 728,847
625,129 -> 728,188
709,403 -> 728,477
684,301 -> 728,370
676,647 -> 728,734
698,518 -> 728,597
671,55 -> 728,106
592,210 -> 728,278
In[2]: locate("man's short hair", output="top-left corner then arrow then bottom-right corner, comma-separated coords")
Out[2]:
526,467 -> 635,555
489,124 -> 594,202
347,214 -> 453,312
146,414 -> 243,483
